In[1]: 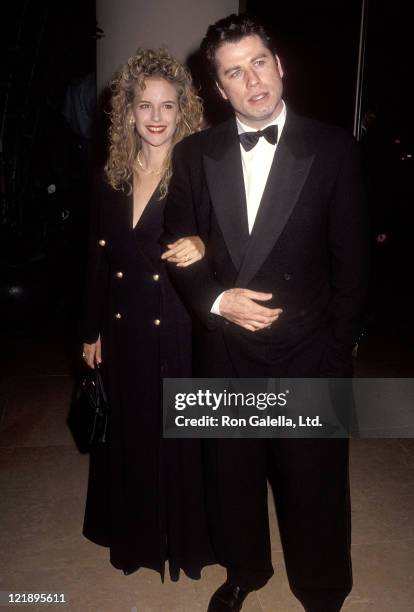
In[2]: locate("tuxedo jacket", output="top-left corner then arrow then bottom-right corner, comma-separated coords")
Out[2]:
163,109 -> 369,377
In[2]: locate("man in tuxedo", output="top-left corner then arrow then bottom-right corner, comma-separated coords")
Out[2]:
163,14 -> 368,612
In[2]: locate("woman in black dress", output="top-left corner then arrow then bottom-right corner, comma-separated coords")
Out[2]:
80,48 -> 213,581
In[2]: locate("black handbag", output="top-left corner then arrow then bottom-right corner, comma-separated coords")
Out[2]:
68,366 -> 109,452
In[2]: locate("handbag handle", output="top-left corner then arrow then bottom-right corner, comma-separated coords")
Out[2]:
92,366 -> 109,443
95,366 -> 109,413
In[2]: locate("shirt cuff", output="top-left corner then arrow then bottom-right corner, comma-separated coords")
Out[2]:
211,292 -> 225,316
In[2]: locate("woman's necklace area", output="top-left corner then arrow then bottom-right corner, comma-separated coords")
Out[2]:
135,150 -> 164,176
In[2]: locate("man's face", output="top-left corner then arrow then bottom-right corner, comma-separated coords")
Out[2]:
215,34 -> 284,129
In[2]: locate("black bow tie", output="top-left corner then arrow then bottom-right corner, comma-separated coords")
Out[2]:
239,124 -> 278,151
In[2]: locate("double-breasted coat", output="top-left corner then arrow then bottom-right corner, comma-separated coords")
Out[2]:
80,171 -> 214,579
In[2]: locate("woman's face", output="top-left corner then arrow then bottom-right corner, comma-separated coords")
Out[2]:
131,77 -> 179,148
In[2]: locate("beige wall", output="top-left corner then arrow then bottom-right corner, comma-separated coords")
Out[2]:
96,0 -> 239,92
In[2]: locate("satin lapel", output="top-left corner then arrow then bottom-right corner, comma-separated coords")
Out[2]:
236,122 -> 315,287
203,121 -> 250,271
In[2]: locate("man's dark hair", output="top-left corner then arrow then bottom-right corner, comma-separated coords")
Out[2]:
201,13 -> 277,80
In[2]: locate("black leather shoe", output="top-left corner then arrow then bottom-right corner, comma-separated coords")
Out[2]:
207,581 -> 251,611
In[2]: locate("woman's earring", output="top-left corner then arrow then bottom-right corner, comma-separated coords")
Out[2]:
129,116 -> 135,127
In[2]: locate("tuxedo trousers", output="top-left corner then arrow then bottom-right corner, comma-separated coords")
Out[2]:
195,324 -> 353,608
203,436 -> 352,607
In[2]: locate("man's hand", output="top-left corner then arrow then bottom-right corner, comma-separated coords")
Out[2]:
219,289 -> 283,332
82,335 -> 102,369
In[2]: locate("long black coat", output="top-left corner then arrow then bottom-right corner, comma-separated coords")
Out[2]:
80,172 -> 214,579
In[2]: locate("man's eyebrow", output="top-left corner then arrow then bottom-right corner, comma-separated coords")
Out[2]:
251,54 -> 268,63
223,54 -> 268,76
223,65 -> 241,76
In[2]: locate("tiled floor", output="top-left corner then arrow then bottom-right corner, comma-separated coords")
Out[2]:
0,318 -> 413,611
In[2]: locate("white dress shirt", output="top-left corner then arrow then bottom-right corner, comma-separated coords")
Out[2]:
211,101 -> 287,315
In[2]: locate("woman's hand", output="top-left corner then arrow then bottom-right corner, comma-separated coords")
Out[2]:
82,335 -> 102,369
161,236 -> 205,267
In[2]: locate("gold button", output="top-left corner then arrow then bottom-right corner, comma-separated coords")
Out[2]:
98,239 -> 106,246
154,319 -> 161,326
115,313 -> 122,320
152,274 -> 160,281
115,271 -> 123,278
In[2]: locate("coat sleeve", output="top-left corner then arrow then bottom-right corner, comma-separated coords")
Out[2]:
322,137 -> 370,376
79,172 -> 110,343
163,143 -> 224,330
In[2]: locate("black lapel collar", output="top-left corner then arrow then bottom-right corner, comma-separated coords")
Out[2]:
203,119 -> 250,271
116,182 -> 158,271
236,110 -> 315,287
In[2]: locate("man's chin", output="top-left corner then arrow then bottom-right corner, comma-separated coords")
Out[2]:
242,110 -> 275,127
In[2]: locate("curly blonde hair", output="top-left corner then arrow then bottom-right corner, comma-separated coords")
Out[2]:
105,48 -> 203,198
